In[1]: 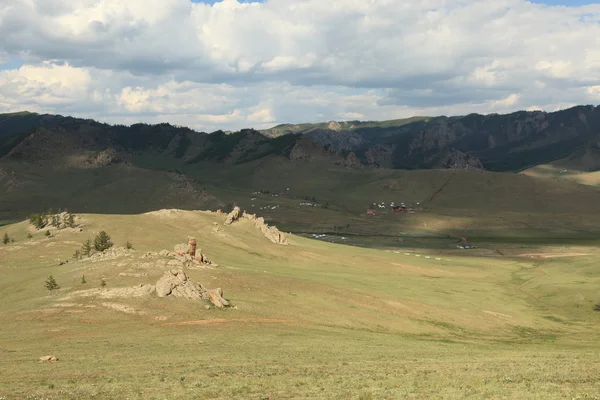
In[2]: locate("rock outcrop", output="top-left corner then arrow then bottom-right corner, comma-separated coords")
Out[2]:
155,269 -> 230,307
243,213 -> 288,245
156,269 -> 208,299
225,206 -> 242,224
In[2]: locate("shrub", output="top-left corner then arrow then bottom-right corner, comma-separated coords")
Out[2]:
101,278 -> 106,288
594,302 -> 600,312
27,233 -> 33,239
94,231 -> 113,252
73,249 -> 81,260
45,275 -> 60,291
81,239 -> 92,257
126,241 -> 133,250
44,230 -> 51,237
2,233 -> 9,245
81,275 -> 86,284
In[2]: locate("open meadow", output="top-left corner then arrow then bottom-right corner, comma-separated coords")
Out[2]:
0,209 -> 599,399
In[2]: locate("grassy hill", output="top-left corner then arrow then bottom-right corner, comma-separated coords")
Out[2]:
522,144 -> 600,187
0,210 -> 599,399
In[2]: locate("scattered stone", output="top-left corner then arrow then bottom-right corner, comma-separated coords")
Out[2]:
212,222 -> 218,226
225,206 -> 242,225
208,288 -> 230,308
141,251 -> 158,259
159,249 -> 170,256
118,272 -> 148,278
39,356 -> 58,362
204,305 -> 211,310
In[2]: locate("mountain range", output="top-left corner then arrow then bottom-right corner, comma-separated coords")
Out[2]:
1,105 -> 599,173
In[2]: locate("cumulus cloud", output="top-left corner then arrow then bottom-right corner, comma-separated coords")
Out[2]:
0,0 -> 599,131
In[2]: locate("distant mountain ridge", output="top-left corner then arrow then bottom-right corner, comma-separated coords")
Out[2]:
262,105 -> 600,171
1,105 -> 599,172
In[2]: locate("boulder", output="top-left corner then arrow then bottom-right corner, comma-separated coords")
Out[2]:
225,206 -> 242,225
208,288 -> 230,308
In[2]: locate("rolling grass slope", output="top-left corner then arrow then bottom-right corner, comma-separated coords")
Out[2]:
0,210 -> 599,398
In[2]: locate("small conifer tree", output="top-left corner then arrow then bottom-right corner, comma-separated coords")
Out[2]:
2,233 -> 9,245
73,249 -> 81,260
81,239 -> 92,257
45,230 -> 51,237
45,275 -> 60,291
94,231 -> 113,252
101,278 -> 106,288
27,233 -> 33,239
81,275 -> 86,284
126,240 -> 133,250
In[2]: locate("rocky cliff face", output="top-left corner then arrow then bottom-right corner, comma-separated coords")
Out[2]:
265,105 -> 600,171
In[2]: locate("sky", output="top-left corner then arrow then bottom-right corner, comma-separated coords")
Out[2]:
0,0 -> 599,132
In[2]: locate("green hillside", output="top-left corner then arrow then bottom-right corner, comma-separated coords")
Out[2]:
0,210 -> 599,399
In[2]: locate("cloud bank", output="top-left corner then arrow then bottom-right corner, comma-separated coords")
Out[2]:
0,0 -> 599,131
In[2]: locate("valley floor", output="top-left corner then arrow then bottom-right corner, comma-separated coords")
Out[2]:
0,210 -> 599,399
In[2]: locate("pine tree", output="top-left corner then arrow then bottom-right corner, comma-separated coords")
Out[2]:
81,275 -> 86,284
81,239 -> 92,257
28,213 -> 45,229
94,231 -> 113,252
126,240 -> 133,250
45,275 -> 60,291
101,278 -> 106,288
2,233 -> 9,245
45,230 -> 51,237
73,249 -> 81,260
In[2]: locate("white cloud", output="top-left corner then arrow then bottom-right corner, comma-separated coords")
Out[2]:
0,0 -> 599,131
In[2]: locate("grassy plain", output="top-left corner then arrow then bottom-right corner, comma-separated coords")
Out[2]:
0,209 -> 599,399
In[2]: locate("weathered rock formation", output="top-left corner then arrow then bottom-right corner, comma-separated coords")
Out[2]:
225,206 -> 242,224
170,241 -> 213,266
155,269 -> 229,307
243,213 -> 288,245
156,269 -> 207,299
188,237 -> 197,257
